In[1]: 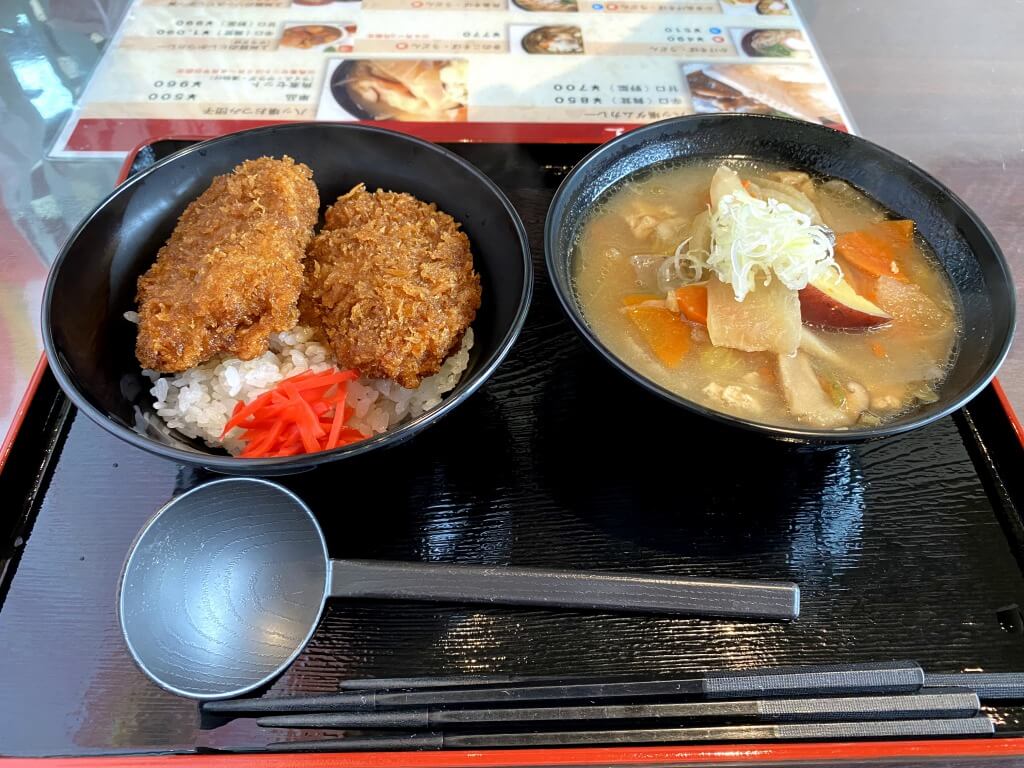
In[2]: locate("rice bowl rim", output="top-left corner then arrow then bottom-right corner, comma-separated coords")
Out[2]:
42,123 -> 533,472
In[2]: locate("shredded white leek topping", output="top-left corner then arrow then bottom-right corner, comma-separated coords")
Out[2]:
708,185 -> 838,302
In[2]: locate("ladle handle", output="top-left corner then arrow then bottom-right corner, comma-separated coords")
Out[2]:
329,560 -> 798,620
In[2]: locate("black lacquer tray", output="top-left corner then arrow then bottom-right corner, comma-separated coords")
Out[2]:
3,140 -> 1024,763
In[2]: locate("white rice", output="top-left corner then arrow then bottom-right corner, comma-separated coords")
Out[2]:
132,320 -> 473,456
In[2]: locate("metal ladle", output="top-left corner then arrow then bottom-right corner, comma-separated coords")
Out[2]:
118,478 -> 798,699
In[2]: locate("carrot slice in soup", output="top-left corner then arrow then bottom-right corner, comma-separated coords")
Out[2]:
625,305 -> 690,366
835,230 -> 908,282
622,293 -> 662,307
673,285 -> 708,325
874,219 -> 914,247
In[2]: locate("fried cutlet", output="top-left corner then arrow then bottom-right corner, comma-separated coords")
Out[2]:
135,156 -> 319,373
304,184 -> 481,388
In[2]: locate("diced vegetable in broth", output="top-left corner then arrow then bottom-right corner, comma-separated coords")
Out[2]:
747,176 -> 823,224
875,276 -> 950,332
623,305 -> 691,367
835,230 -> 907,281
573,158 -> 959,430
777,351 -> 866,428
706,276 -> 801,355
672,285 -> 709,325
773,171 -> 811,187
710,164 -> 745,209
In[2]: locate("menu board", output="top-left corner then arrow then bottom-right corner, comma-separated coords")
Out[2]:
51,0 -> 849,157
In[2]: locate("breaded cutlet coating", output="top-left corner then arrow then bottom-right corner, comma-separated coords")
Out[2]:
135,156 -> 319,373
304,184 -> 481,388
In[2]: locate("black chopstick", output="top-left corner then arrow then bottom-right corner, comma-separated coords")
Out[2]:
338,670 -> 1024,700
339,675 -> 523,691
203,661 -> 924,715
255,690 -> 978,730
925,673 -> 1024,700
265,715 -> 994,751
337,672 -> 685,692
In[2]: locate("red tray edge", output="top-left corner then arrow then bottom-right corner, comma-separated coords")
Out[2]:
4,738 -> 1024,766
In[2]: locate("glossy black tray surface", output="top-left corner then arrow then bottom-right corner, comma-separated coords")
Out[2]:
2,140 -> 1024,757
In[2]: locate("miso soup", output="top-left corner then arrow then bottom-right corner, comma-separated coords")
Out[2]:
574,160 -> 959,430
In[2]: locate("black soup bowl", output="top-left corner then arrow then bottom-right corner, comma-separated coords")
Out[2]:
43,123 -> 532,473
545,114 -> 1015,444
